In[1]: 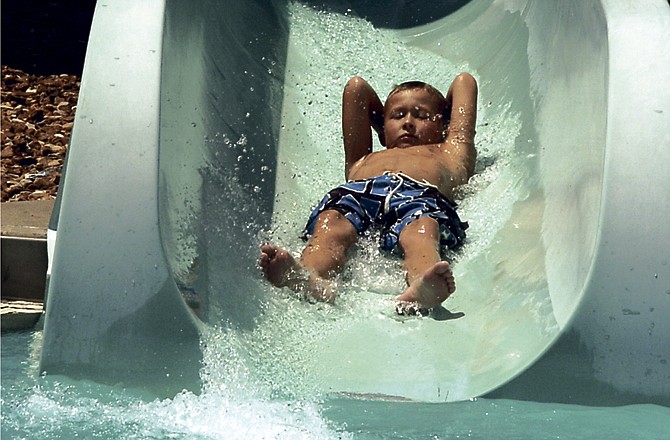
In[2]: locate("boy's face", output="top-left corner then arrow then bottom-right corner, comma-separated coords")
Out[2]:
383,89 -> 445,149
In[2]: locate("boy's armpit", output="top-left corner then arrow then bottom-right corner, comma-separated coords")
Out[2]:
440,136 -> 477,181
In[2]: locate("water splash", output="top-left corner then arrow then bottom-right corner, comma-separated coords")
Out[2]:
191,1 -> 529,405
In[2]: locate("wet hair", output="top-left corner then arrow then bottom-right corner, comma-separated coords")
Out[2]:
387,81 -> 449,127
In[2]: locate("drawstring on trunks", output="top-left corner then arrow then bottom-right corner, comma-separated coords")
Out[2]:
381,172 -> 435,214
384,174 -> 405,214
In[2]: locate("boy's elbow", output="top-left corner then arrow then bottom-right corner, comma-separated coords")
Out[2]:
345,76 -> 368,91
455,72 -> 477,86
454,72 -> 478,96
344,77 -> 378,103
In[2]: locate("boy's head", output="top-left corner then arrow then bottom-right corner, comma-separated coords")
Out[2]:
383,81 -> 449,149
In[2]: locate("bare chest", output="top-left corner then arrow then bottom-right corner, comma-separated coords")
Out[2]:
348,146 -> 457,196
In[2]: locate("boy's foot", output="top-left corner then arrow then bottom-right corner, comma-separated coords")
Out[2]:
259,243 -> 302,288
395,261 -> 455,310
259,243 -> 336,303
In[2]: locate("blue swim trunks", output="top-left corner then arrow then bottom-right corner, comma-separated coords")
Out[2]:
303,173 -> 468,252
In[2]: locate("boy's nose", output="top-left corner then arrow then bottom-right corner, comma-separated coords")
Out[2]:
402,116 -> 415,131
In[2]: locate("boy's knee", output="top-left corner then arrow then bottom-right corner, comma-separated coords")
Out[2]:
399,217 -> 440,246
315,210 -> 357,242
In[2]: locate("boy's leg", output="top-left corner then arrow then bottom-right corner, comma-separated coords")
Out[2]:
395,216 -> 456,307
260,210 -> 357,303
300,209 -> 358,277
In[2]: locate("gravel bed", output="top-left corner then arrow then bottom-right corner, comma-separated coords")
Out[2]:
1,65 -> 79,202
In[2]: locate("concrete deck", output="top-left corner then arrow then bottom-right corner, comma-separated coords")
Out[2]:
1,199 -> 54,239
1,199 -> 53,330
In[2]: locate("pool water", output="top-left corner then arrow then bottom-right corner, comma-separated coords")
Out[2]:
2,330 -> 669,439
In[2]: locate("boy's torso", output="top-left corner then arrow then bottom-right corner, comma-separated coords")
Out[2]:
347,144 -> 465,198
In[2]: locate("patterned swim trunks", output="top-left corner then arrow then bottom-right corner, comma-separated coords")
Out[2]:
303,173 -> 468,252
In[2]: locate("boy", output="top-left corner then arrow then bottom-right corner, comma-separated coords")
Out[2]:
260,73 -> 477,313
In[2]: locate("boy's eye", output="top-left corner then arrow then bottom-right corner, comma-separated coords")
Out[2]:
389,109 -> 438,120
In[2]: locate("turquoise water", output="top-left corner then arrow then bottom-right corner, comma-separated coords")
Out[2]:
3,330 -> 669,439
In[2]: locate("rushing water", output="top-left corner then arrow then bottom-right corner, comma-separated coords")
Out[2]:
201,1 -> 552,403
3,3 -> 669,439
3,331 -> 669,439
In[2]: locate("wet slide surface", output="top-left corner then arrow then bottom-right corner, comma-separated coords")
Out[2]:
41,0 -> 670,404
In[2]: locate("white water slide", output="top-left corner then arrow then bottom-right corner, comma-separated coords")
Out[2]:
40,0 -> 669,404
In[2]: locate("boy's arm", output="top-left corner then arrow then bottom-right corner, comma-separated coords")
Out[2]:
442,72 -> 478,184
342,77 -> 384,180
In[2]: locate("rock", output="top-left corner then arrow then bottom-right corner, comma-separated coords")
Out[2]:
1,65 -> 79,202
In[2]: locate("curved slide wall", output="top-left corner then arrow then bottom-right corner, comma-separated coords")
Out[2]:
41,0 -> 670,402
